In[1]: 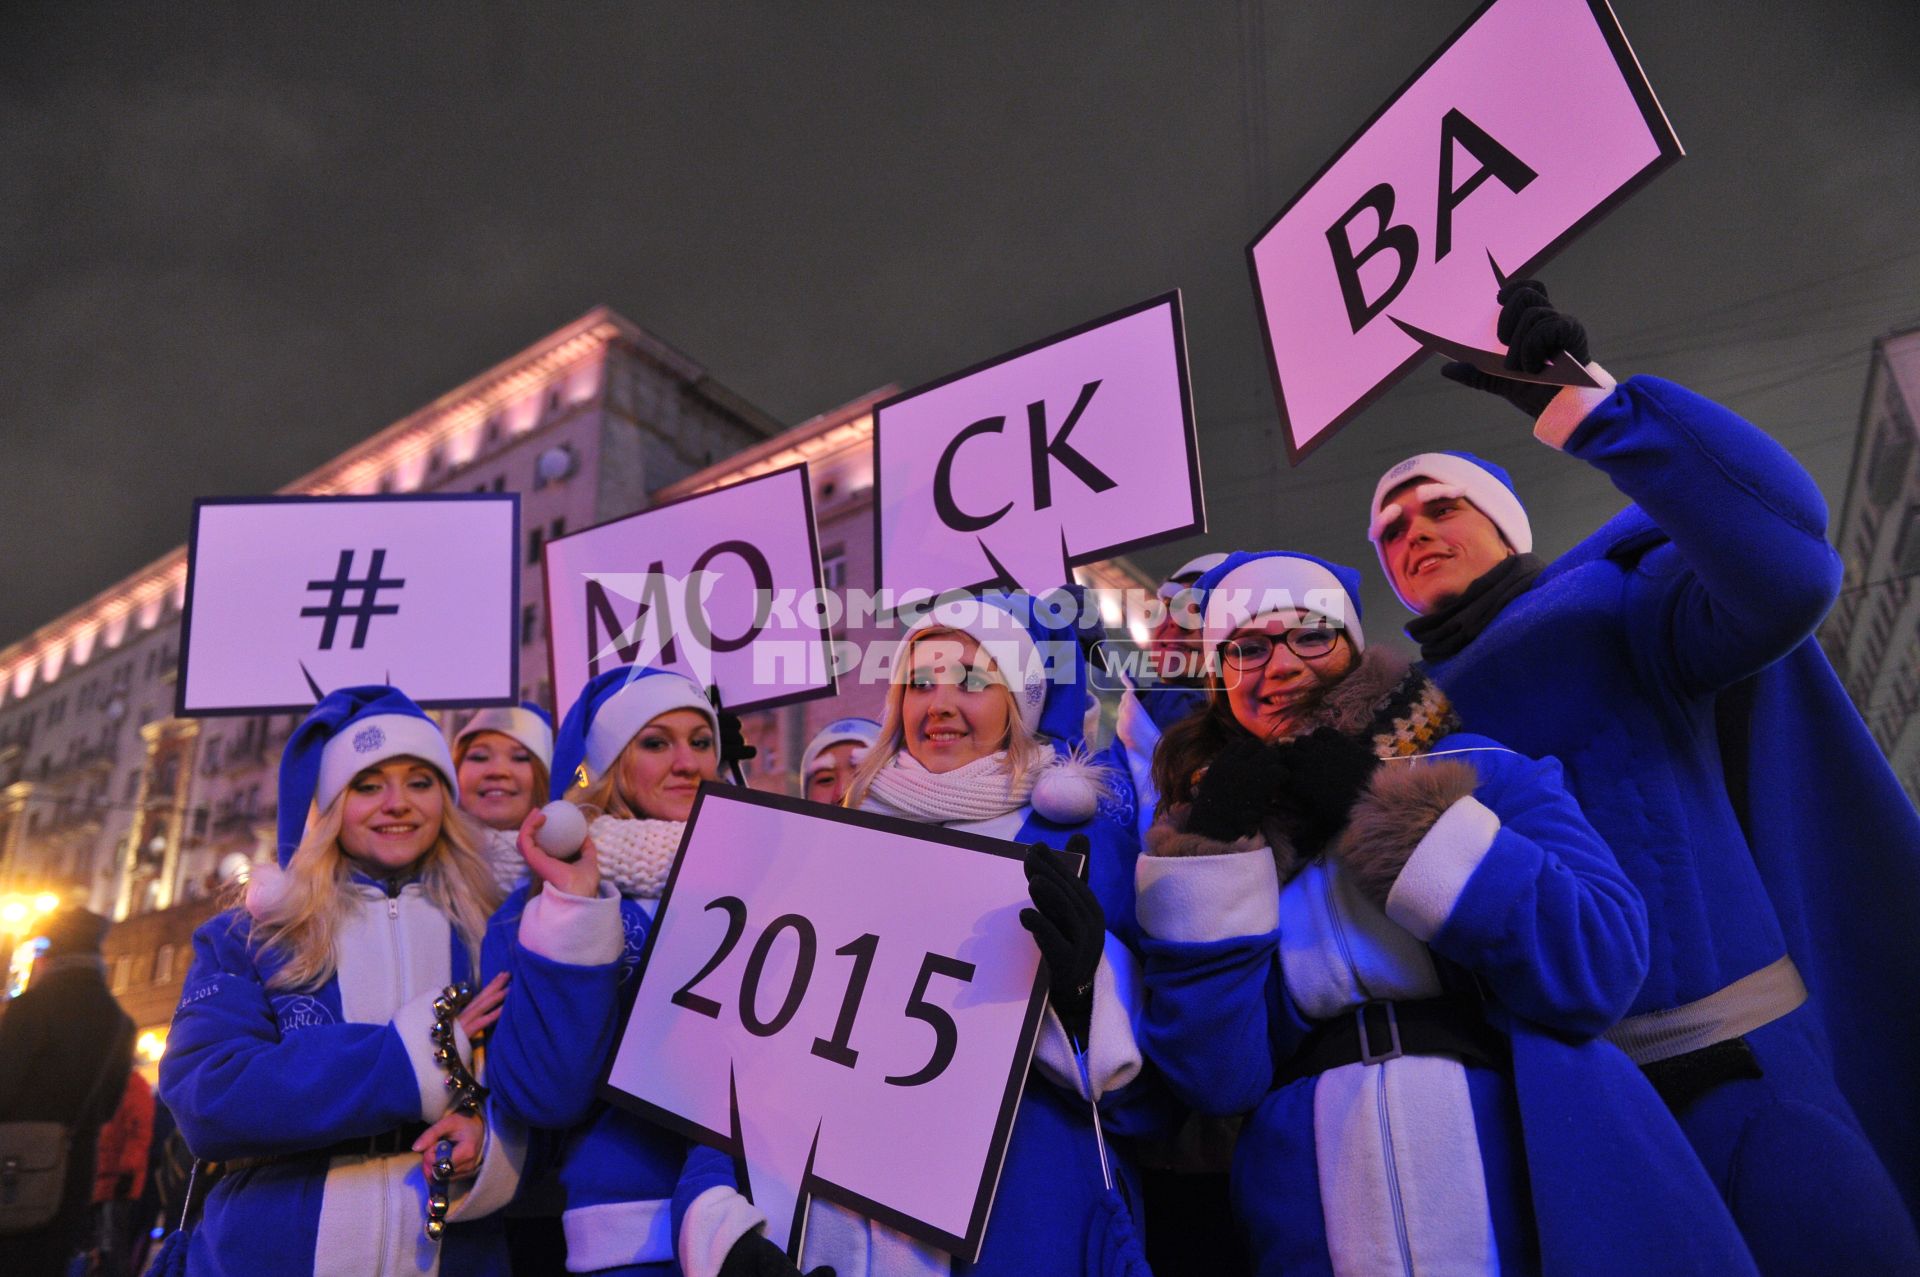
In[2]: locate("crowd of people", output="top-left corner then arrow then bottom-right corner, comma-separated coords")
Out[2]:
7,285 -> 1917,1276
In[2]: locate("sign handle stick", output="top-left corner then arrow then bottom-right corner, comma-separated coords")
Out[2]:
708,685 -> 749,787
1073,1046 -> 1114,1193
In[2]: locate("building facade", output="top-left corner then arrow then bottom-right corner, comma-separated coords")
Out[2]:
1821,324 -> 1920,802
0,306 -> 1155,1067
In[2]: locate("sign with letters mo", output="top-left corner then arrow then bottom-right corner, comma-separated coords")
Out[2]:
177,493 -> 519,716
603,785 -> 1069,1259
1248,0 -> 1682,460
874,292 -> 1204,600
543,464 -> 834,719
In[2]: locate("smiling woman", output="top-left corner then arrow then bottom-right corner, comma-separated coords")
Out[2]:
455,703 -> 557,893
156,684 -> 622,1277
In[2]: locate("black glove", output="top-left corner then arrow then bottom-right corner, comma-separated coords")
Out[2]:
1440,278 -> 1592,417
717,710 -> 758,767
1266,727 -> 1382,857
1186,737 -> 1291,843
1020,837 -> 1105,1048
719,1231 -> 834,1277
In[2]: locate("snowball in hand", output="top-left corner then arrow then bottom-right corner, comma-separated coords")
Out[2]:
535,800 -> 589,858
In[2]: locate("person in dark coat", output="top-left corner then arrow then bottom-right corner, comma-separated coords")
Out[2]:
0,906 -> 136,1276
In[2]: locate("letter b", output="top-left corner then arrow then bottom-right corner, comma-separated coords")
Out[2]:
1325,183 -> 1418,334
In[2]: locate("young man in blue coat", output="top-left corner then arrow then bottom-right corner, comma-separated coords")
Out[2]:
1364,280 -> 1920,1274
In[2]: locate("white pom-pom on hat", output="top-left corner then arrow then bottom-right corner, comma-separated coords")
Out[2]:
1030,754 -> 1102,824
245,860 -> 291,921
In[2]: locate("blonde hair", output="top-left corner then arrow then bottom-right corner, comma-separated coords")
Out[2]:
453,731 -> 552,819
246,776 -> 504,992
843,627 -> 1055,811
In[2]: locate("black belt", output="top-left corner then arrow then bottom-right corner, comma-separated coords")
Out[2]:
1640,1036 -> 1763,1112
222,1123 -> 432,1174
1274,997 -> 1506,1089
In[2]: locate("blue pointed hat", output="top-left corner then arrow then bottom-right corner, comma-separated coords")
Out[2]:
277,685 -> 459,865
1193,551 -> 1367,651
550,666 -> 717,800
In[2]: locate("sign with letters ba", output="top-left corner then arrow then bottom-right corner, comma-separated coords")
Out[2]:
177,494 -> 519,716
603,785 -> 1069,1260
1248,0 -> 1682,460
543,463 -> 834,719
874,292 -> 1204,600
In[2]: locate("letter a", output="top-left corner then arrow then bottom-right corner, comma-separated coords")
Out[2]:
1326,184 -> 1418,334
1434,108 -> 1537,262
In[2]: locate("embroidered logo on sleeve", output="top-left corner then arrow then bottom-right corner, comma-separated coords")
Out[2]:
178,975 -> 228,1009
619,910 -> 648,985
272,994 -> 337,1032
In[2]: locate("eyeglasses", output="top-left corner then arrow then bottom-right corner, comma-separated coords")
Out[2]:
1220,628 -> 1340,668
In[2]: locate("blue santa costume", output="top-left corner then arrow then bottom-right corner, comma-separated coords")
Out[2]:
480,666 -> 727,1276
158,685 -> 616,1277
1135,553 -> 1757,1276
1368,370 -> 1920,1271
672,591 -> 1165,1277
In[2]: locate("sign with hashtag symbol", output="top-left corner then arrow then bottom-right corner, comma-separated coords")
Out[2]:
178,494 -> 520,716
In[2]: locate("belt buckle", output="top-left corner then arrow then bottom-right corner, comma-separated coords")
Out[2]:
1356,1000 -> 1403,1066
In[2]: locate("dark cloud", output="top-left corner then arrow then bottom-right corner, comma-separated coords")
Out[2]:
4,1 -> 1918,641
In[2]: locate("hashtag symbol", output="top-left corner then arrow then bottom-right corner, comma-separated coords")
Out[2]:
300,549 -> 406,650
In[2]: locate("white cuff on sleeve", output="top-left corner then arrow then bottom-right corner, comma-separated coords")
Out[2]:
445,1100 -> 527,1222
563,1198 -> 674,1270
678,1186 -> 767,1277
1533,362 -> 1618,449
1136,848 -> 1281,942
1385,795 -> 1501,941
518,882 -> 624,966
392,987 -> 474,1121
1032,934 -> 1145,1100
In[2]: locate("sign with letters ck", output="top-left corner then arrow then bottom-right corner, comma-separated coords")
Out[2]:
604,786 -> 1068,1260
874,292 -> 1204,600
1248,0 -> 1682,460
177,493 -> 519,715
544,464 -> 834,718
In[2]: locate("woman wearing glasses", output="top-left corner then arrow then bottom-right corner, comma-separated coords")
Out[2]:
1133,551 -> 1757,1275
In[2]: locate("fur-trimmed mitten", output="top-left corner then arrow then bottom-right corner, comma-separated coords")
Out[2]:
1331,759 -> 1479,907
1267,726 -> 1382,856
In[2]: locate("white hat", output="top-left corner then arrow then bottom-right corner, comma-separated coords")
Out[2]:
455,704 -> 554,773
1368,452 -> 1532,609
801,718 -> 881,783
1197,552 -> 1366,652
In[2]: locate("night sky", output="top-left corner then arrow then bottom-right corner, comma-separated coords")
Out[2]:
5,1 -> 1919,646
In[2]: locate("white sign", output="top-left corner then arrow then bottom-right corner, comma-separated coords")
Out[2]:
543,464 -> 835,718
178,495 -> 519,715
874,292 -> 1204,599
1247,0 -> 1681,460
604,786 -> 1069,1259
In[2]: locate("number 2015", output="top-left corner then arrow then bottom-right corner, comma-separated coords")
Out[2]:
669,896 -> 976,1088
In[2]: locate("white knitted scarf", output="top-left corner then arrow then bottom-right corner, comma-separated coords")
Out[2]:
862,751 -> 1037,824
479,825 -> 528,895
591,815 -> 686,900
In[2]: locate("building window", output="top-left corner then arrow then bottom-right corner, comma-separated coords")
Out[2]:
428,442 -> 446,475
111,956 -> 130,993
192,806 -> 209,838
528,527 -> 544,566
1869,419 -> 1914,509
821,546 -> 848,592
154,944 -> 175,984
378,472 -> 396,495
484,415 -> 502,446
549,517 -> 567,541
1898,508 -> 1920,577
522,604 -> 540,647
491,476 -> 506,493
